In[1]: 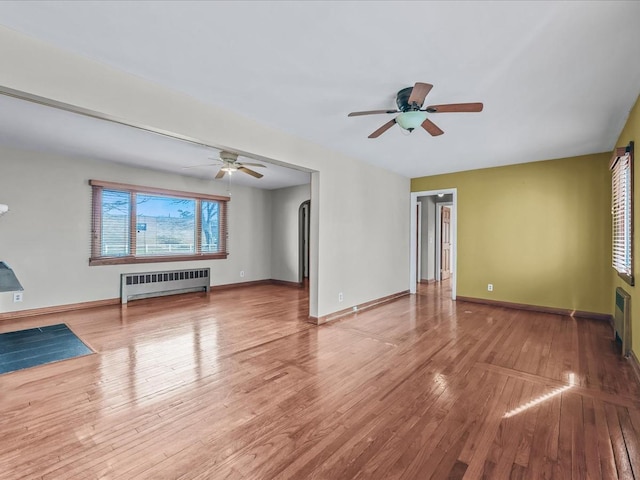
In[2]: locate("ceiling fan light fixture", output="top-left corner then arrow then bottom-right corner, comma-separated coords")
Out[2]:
396,111 -> 428,132
221,165 -> 237,173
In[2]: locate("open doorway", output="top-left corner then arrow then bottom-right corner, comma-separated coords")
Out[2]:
298,200 -> 310,285
410,189 -> 457,298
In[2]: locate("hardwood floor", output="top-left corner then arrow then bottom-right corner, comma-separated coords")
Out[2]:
1,281 -> 639,479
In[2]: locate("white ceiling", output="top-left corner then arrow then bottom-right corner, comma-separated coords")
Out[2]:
0,1 -> 639,179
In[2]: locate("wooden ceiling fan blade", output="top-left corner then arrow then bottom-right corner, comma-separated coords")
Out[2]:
407,83 -> 433,108
421,118 -> 444,136
348,109 -> 398,117
426,102 -> 483,113
215,169 -> 226,179
368,119 -> 396,138
238,166 -> 264,178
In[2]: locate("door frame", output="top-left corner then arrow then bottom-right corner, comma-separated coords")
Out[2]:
410,189 -> 457,298
416,201 -> 422,283
298,200 -> 310,284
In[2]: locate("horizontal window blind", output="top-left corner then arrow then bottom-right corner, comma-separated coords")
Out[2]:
611,143 -> 634,284
90,180 -> 229,266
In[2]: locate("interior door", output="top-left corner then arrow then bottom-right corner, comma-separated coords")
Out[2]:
441,206 -> 451,280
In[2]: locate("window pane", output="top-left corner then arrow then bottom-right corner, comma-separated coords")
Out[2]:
136,194 -> 195,256
612,152 -> 633,280
101,189 -> 130,256
91,181 -> 229,265
201,201 -> 220,253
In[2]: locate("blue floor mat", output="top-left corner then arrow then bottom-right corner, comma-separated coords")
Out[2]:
0,323 -> 93,374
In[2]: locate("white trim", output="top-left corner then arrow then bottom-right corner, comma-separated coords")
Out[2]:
410,189 -> 457,299
436,203 -> 442,282
416,201 -> 422,282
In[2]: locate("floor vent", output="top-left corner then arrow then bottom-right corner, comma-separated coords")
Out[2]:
614,287 -> 631,357
121,268 -> 210,304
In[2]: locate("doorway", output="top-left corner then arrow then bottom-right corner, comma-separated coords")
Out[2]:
410,189 -> 457,298
298,200 -> 310,285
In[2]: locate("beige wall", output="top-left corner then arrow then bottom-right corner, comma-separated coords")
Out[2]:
412,152 -> 612,314
612,94 -> 640,355
0,26 -> 410,318
0,146 -> 273,312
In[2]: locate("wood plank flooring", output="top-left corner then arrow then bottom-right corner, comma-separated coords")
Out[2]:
1,281 -> 639,479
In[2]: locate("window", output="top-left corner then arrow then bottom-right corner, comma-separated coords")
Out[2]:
90,180 -> 229,265
611,142 -> 634,285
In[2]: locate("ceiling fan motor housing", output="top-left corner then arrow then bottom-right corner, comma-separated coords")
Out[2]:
219,151 -> 238,163
396,87 -> 418,111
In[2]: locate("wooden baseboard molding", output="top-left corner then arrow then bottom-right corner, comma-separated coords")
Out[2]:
210,279 -> 303,291
1,279 -> 305,320
0,297 -> 120,321
456,296 -> 612,322
270,279 -> 304,288
309,290 -> 410,326
629,351 -> 640,387
209,279 -> 272,291
419,279 -> 436,284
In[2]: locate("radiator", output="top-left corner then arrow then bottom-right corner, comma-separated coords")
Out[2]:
121,268 -> 210,304
614,287 -> 631,357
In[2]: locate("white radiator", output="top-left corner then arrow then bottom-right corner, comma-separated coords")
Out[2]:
121,268 -> 210,304
614,287 -> 631,357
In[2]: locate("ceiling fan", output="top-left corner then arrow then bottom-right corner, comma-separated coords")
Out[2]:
348,82 -> 483,138
185,151 -> 266,179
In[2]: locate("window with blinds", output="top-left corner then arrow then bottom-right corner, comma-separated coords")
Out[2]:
611,142 -> 634,285
90,180 -> 229,266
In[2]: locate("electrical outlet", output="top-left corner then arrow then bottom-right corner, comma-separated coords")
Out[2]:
487,284 -> 493,292
338,292 -> 344,302
352,306 -> 358,312
13,292 -> 23,303
240,270 -> 245,278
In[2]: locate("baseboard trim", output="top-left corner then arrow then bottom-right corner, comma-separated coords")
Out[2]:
0,297 -> 120,321
419,279 -> 436,284
629,351 -> 640,387
309,290 -> 410,325
209,279 -> 272,291
456,296 -> 612,322
270,279 -> 304,288
210,279 -> 303,291
1,279 -> 304,320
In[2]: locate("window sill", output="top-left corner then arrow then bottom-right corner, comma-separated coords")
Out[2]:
617,271 -> 635,287
90,253 -> 228,266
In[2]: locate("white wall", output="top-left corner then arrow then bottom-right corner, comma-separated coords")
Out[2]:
0,146 -> 272,312
270,184 -> 311,283
419,197 -> 436,281
0,27 -> 410,318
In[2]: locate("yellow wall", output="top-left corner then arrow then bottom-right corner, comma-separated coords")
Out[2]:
612,94 -> 640,355
411,152 -> 612,314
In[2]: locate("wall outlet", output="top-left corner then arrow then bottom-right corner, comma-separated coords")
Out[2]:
13,292 -> 23,303
487,284 -> 493,292
352,306 -> 358,312
338,292 -> 344,302
240,270 -> 245,278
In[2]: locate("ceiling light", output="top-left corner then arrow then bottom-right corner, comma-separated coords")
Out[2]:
221,165 -> 237,173
0,204 -> 8,216
437,193 -> 445,198
396,111 -> 428,132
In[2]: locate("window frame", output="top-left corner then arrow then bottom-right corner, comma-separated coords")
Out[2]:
90,180 -> 229,266
610,142 -> 634,286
